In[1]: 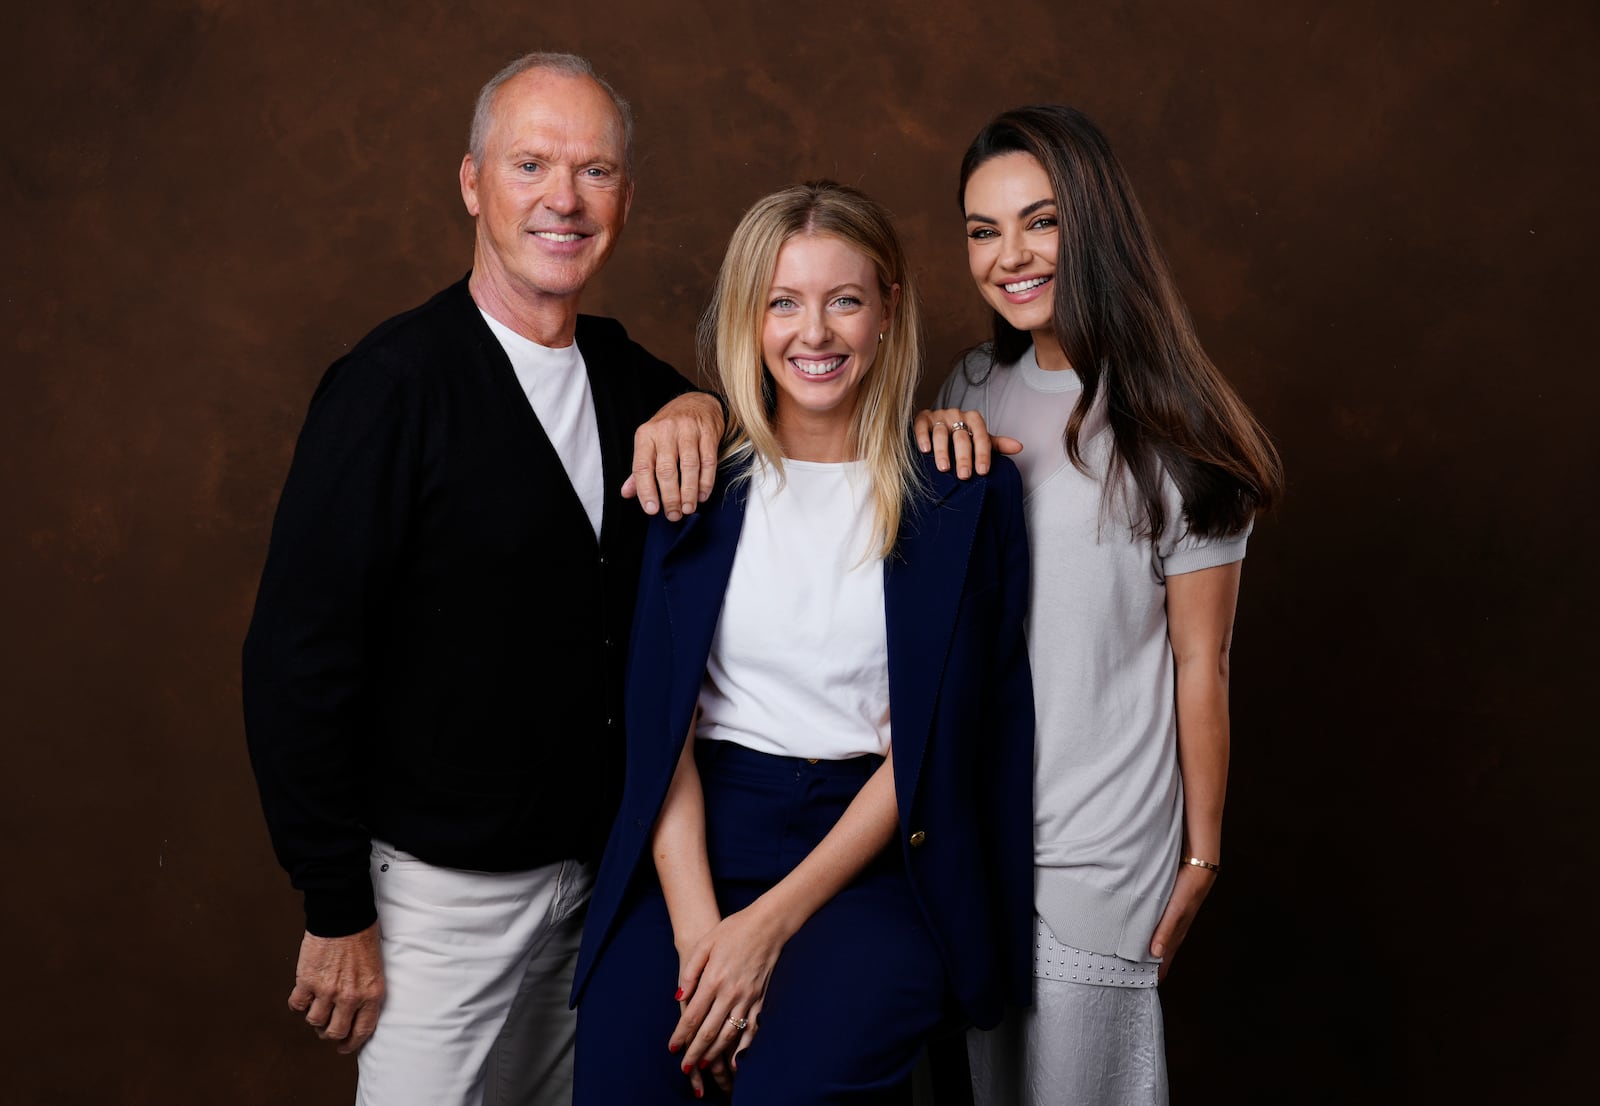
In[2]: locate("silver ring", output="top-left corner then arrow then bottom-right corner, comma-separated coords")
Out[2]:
727,1015 -> 748,1031
949,420 -> 971,436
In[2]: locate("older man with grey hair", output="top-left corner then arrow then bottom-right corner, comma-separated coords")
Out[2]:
243,51 -> 724,1105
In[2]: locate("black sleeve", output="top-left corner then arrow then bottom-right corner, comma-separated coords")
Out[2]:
241,357 -> 415,937
635,343 -> 730,450
635,334 -> 699,414
580,313 -> 715,428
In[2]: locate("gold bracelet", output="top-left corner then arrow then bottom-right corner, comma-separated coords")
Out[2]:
1183,856 -> 1220,873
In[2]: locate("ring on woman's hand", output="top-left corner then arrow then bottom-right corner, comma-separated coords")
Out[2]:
950,420 -> 971,435
727,1015 -> 748,1031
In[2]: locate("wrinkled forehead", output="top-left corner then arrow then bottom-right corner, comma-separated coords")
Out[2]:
487,71 -> 627,161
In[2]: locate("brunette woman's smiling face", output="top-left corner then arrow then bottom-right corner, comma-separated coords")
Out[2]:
963,152 -> 1059,339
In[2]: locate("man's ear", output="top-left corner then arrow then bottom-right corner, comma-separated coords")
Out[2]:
460,155 -> 480,217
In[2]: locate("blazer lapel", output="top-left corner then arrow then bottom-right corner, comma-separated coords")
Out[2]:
656,472 -> 750,735
885,469 -> 987,821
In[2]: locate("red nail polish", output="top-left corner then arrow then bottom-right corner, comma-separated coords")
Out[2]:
699,1059 -> 709,1070
674,987 -> 685,1001
668,1042 -> 681,1053
682,1063 -> 692,1074
694,1089 -> 704,1100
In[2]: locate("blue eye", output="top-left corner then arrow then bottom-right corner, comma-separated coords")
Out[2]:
770,297 -> 796,310
833,296 -> 862,309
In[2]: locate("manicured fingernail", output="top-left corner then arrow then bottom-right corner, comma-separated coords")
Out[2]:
699,1060 -> 709,1070
683,499 -> 695,512
667,510 -> 682,522
644,500 -> 657,513
694,1089 -> 704,1100
674,987 -> 684,1001
669,1042 -> 681,1053
682,1063 -> 692,1074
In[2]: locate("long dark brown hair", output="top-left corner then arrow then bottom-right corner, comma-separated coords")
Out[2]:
959,105 -> 1283,541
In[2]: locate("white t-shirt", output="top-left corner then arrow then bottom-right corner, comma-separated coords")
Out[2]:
696,459 -> 891,760
480,310 -> 604,540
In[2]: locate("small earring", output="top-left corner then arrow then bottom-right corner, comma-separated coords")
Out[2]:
878,332 -> 884,343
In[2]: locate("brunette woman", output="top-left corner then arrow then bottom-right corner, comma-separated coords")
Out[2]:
920,106 -> 1284,1104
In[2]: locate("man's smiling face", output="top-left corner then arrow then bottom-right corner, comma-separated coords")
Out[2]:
460,68 -> 632,306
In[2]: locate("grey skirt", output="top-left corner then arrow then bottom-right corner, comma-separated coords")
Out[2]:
967,916 -> 1168,1106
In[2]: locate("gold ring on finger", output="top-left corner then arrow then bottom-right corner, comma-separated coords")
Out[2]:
950,420 -> 971,435
727,1015 -> 748,1031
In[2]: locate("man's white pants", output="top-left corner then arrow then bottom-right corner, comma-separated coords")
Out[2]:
355,841 -> 594,1106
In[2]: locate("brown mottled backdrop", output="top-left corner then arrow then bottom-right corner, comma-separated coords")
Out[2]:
4,0 -> 1594,1101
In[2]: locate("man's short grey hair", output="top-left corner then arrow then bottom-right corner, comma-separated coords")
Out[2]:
468,51 -> 634,175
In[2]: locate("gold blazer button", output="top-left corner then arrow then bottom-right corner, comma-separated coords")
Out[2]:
909,830 -> 927,848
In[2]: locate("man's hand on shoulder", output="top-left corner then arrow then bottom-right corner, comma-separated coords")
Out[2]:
288,921 -> 385,1055
625,392 -> 726,520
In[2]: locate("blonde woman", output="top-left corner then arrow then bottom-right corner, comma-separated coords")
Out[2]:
570,181 -> 1034,1104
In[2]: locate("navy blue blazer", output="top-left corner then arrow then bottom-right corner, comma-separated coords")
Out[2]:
571,450 -> 1035,1029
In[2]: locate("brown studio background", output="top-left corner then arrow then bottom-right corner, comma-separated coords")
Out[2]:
3,1 -> 1594,1102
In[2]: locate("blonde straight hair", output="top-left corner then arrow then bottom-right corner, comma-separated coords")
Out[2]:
697,181 -> 925,559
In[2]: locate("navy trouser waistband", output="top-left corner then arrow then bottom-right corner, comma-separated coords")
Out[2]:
693,736 -> 884,779
693,738 -> 891,886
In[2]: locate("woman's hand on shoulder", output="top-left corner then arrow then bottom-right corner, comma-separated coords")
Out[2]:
670,903 -> 792,1082
914,408 -> 1022,479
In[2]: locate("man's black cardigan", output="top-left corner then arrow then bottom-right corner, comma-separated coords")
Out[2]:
242,278 -> 693,937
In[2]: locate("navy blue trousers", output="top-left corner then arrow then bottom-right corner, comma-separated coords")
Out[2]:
575,740 -> 951,1105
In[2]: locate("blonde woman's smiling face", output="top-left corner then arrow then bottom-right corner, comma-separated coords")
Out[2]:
761,233 -> 893,457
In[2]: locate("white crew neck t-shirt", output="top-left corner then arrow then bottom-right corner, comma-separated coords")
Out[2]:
696,459 -> 891,761
480,310 -> 604,540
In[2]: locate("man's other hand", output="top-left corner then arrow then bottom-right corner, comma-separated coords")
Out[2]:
287,922 -> 385,1055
